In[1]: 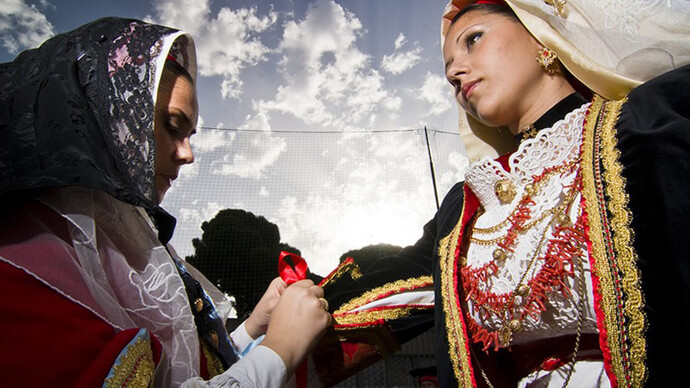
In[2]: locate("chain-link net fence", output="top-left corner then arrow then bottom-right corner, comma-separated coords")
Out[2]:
162,127 -> 465,386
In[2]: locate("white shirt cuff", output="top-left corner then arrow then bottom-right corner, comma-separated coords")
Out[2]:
230,321 -> 258,353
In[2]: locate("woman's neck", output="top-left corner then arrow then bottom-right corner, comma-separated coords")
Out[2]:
510,78 -> 576,135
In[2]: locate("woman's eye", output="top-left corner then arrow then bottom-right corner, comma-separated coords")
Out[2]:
167,122 -> 180,133
166,121 -> 184,137
465,31 -> 482,50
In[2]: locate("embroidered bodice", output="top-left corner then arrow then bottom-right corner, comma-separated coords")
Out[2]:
463,103 -> 599,349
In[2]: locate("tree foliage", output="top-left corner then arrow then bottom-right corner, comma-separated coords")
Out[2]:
338,243 -> 403,273
186,209 -> 300,321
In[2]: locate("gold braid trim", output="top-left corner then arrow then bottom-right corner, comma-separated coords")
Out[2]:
581,96 -> 626,384
333,305 -> 433,325
581,96 -> 647,387
201,339 -> 225,378
599,97 -> 647,386
319,259 -> 362,288
438,193 -> 474,387
334,276 -> 433,314
104,331 -> 155,388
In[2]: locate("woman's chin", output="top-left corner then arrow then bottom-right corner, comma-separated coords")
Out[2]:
156,187 -> 168,204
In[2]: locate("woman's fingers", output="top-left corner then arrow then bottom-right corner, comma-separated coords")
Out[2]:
245,277 -> 289,339
261,281 -> 331,375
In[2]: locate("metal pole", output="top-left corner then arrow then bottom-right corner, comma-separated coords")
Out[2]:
424,126 -> 440,210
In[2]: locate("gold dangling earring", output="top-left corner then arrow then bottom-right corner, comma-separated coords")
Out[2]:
536,47 -> 558,76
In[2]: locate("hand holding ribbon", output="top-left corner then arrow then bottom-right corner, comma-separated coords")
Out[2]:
275,251 -> 329,387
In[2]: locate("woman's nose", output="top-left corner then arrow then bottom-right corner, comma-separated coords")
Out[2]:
176,138 -> 194,165
446,57 -> 468,84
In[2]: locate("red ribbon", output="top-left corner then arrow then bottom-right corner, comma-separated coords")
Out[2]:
277,251 -> 310,387
278,251 -> 309,285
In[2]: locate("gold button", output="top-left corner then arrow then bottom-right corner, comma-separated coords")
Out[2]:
557,212 -> 571,225
494,179 -> 516,204
459,255 -> 467,267
509,319 -> 522,332
492,248 -> 507,261
194,298 -> 204,312
499,326 -> 512,347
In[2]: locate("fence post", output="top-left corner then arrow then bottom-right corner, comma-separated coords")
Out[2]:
424,126 -> 440,210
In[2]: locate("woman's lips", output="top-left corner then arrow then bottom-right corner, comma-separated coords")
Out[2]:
158,174 -> 176,187
462,80 -> 479,100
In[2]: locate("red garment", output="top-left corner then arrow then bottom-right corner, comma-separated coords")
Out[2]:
0,260 -> 164,386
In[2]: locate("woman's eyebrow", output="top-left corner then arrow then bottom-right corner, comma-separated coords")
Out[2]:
444,24 -> 478,73
167,107 -> 192,126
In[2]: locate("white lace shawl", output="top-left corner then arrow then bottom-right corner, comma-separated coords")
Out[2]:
12,187 -> 200,387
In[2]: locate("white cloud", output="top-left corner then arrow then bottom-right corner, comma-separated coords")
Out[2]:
439,150 -> 469,187
380,33 -> 422,75
212,105 -> 287,179
152,0 -> 277,99
274,132 -> 437,276
394,33 -> 406,50
0,0 -> 54,54
192,127 -> 237,153
179,200 -> 224,226
210,128 -> 286,179
416,71 -> 453,116
258,0 -> 400,129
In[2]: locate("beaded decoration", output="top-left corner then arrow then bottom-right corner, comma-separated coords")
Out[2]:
461,160 -> 585,351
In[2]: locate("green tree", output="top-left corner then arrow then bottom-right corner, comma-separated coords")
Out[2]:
186,209 -> 300,322
339,243 -> 403,273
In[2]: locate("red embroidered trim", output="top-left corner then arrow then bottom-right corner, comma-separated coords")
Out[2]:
582,198 -> 617,387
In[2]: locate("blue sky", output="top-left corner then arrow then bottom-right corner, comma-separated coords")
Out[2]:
1,0 -> 468,275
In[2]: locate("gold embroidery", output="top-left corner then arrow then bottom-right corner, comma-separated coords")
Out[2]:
334,276 -> 433,314
104,332 -> 155,388
437,193 -> 474,387
581,96 -> 626,383
599,98 -> 647,386
201,339 -> 225,378
581,96 -> 647,387
333,305 -> 433,325
319,258 -> 362,288
544,0 -> 568,17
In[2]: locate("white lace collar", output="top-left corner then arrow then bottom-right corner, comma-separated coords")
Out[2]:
465,102 -> 590,211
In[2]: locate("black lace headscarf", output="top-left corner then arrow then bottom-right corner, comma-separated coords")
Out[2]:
0,17 -> 196,213
0,17 -> 244,375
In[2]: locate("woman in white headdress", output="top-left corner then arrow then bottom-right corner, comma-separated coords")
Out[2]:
322,1 -> 690,386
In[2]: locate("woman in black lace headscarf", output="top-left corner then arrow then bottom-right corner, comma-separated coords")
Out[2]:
0,17 -> 329,387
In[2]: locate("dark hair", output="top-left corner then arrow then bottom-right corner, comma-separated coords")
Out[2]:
451,3 -> 520,25
163,58 -> 194,85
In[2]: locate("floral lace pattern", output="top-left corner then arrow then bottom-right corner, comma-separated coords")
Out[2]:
105,21 -> 194,206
